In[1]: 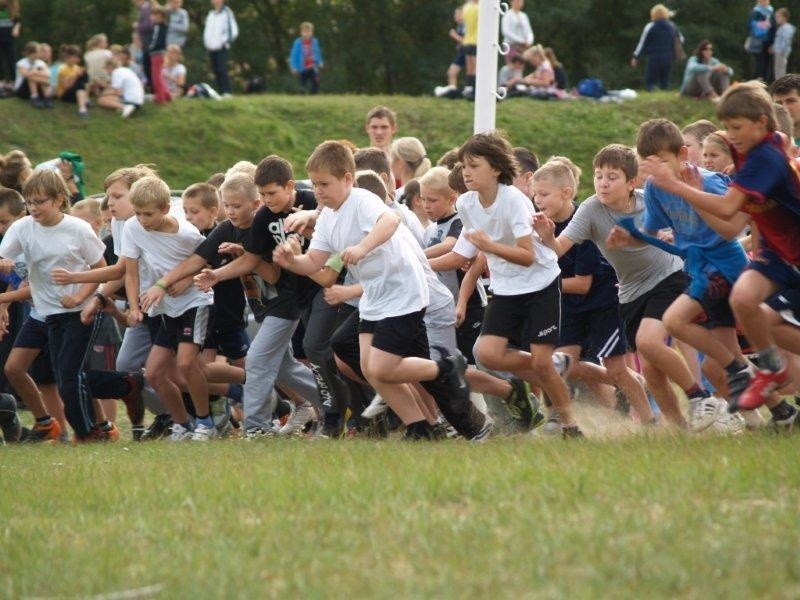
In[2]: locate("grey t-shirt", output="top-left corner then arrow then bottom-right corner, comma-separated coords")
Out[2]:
561,191 -> 683,304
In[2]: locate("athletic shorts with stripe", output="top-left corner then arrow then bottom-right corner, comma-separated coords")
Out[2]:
147,306 -> 211,350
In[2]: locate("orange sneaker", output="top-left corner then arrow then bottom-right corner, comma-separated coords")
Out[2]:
25,419 -> 62,443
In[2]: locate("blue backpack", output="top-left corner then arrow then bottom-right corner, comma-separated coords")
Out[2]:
577,78 -> 606,98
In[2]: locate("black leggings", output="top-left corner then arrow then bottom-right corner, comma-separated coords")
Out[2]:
0,36 -> 15,82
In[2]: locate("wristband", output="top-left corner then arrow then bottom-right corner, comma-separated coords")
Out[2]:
93,292 -> 107,308
154,280 -> 168,291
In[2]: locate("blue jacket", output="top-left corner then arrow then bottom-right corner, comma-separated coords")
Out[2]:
633,18 -> 681,58
290,37 -> 323,72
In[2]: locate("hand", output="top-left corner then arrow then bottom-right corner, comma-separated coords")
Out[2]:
455,303 -> 466,327
167,277 -> 193,297
605,225 -> 634,249
286,236 -> 304,256
217,242 -> 244,257
656,229 -> 675,244
60,294 -> 81,308
680,162 -> 703,191
139,285 -> 166,311
127,308 -> 144,328
532,212 -> 555,240
283,209 -> 317,236
272,243 -> 296,268
0,258 -> 14,275
51,268 -> 77,285
639,155 -> 679,191
0,306 -> 9,340
341,244 -> 368,265
463,229 -> 493,252
630,57 -> 638,68
323,284 -> 353,306
193,268 -> 218,292
57,159 -> 74,180
80,296 -> 102,324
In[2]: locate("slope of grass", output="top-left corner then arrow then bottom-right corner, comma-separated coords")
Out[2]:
1,433 -> 799,598
1,92 -> 716,198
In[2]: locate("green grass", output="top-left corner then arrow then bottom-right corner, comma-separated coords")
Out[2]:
2,92 -> 717,198
2,431 -> 800,598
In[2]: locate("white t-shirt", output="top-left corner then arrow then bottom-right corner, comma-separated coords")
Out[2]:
0,215 -> 105,317
14,57 -> 48,91
111,217 -> 127,256
120,217 -> 213,318
163,62 -> 186,96
308,187 -> 428,321
111,66 -> 145,106
453,183 -> 559,295
387,199 -> 426,247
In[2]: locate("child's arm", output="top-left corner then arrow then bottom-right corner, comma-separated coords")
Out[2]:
193,251 -> 276,292
60,258 -> 106,308
273,245 -> 330,276
124,257 -> 143,324
693,207 -> 751,241
324,283 -> 363,306
562,275 -> 592,295
341,212 -> 400,265
532,213 -> 577,258
641,156 -> 747,219
52,261 -> 125,285
429,251 -> 471,272
140,254 -> 207,312
455,253 -> 486,326
0,285 -> 32,304
464,228 -> 533,266
424,235 -> 457,259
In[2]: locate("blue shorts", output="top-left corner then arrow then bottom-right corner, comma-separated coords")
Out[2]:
687,270 -> 736,329
12,316 -> 56,385
203,327 -> 250,360
559,304 -> 627,360
747,246 -> 800,290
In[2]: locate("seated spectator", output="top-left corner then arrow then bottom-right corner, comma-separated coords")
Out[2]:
680,40 -> 732,101
289,21 -> 323,94
84,33 -> 112,96
545,47 -> 568,89
163,44 -> 186,98
97,57 -> 144,118
0,149 -> 32,192
498,54 -> 525,89
14,41 -> 53,107
38,42 -> 58,88
56,44 -> 90,118
521,44 -> 554,88
114,45 -> 146,83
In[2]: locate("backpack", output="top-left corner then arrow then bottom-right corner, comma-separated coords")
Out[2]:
577,78 -> 606,98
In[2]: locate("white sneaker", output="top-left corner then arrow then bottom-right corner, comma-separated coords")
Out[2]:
552,352 -> 572,379
169,422 -> 193,441
191,422 -> 218,441
279,401 -> 318,435
434,85 -> 456,97
740,409 -> 765,429
120,104 -> 136,119
689,396 -> 727,433
361,394 -> 388,419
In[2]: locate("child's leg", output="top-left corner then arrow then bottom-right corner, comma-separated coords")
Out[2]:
144,345 -> 189,423
40,385 -> 66,431
729,269 -> 780,354
663,294 -> 738,370
176,341 -> 209,416
602,355 -> 653,422
4,347 -> 48,418
530,343 -> 576,427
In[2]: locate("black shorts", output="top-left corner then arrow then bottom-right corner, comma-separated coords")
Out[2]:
331,305 -> 362,378
689,271 -> 736,329
456,304 -> 484,364
463,44 -> 477,57
147,306 -> 211,350
358,309 -> 429,359
12,316 -> 56,385
452,48 -> 466,68
620,270 -> 686,350
203,327 -> 250,360
559,304 -> 627,360
481,277 -> 561,346
766,288 -> 800,327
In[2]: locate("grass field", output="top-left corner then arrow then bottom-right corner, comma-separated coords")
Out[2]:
1,91 -> 717,199
2,418 -> 800,598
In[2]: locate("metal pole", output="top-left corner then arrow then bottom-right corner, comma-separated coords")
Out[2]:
473,0 -> 508,134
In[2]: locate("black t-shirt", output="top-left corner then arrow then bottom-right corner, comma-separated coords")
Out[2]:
243,189 -> 319,319
102,234 -> 117,266
194,222 -> 247,332
554,203 -> 619,314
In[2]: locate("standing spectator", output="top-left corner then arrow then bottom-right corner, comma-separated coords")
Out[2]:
746,0 -> 776,81
501,0 -> 533,65
162,44 -> 186,98
203,0 -> 238,97
148,4 -> 170,104
289,21 -> 323,95
771,8 -> 795,80
461,0 -> 479,98
166,0 -> 189,48
680,40 -> 732,101
433,7 -> 465,97
133,0 -> 154,85
631,4 -> 683,91
0,0 -> 20,95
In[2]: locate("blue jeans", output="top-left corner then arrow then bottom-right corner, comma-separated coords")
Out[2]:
645,52 -> 673,90
209,48 -> 231,94
46,312 -> 96,437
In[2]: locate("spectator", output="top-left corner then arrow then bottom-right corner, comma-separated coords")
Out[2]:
680,40 -> 732,101
14,41 -> 53,107
97,57 -> 144,118
166,0 -> 190,48
289,21 -> 323,95
631,4 -> 683,91
771,7 -> 795,80
148,3 -> 170,104
544,47 -> 568,89
390,136 -> 431,192
56,44 -> 90,118
0,0 -> 20,95
771,73 -> 800,143
203,0 -> 238,97
114,45 -> 146,84
433,7 -> 465,98
84,33 -> 112,96
746,0 -> 776,81
0,149 -> 31,192
133,0 -> 154,84
163,44 -> 185,98
501,0 -> 533,65
522,44 -> 554,88
498,54 -> 525,89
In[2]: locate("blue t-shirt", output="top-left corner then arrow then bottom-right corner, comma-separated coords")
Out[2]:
643,168 -> 730,250
554,203 -> 619,314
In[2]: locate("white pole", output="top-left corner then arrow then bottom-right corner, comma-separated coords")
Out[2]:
473,0 -> 506,134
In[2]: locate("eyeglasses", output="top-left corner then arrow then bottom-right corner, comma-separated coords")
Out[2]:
24,198 -> 53,208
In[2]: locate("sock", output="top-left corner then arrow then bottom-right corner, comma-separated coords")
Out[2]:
465,75 -> 476,87
35,415 -> 53,425
769,400 -> 796,421
685,384 -> 708,401
196,414 -> 213,428
724,358 -> 748,375
757,346 -> 784,372
180,421 -> 193,430
100,420 -> 113,431
226,384 -> 243,404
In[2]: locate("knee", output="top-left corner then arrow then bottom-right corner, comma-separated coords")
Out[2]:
729,285 -> 754,315
531,351 -> 554,374
4,360 -> 23,380
661,308 -> 681,337
641,363 -> 666,387
474,343 -> 500,370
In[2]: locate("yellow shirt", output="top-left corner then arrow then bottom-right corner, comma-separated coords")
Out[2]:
56,63 -> 82,97
462,2 -> 480,46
